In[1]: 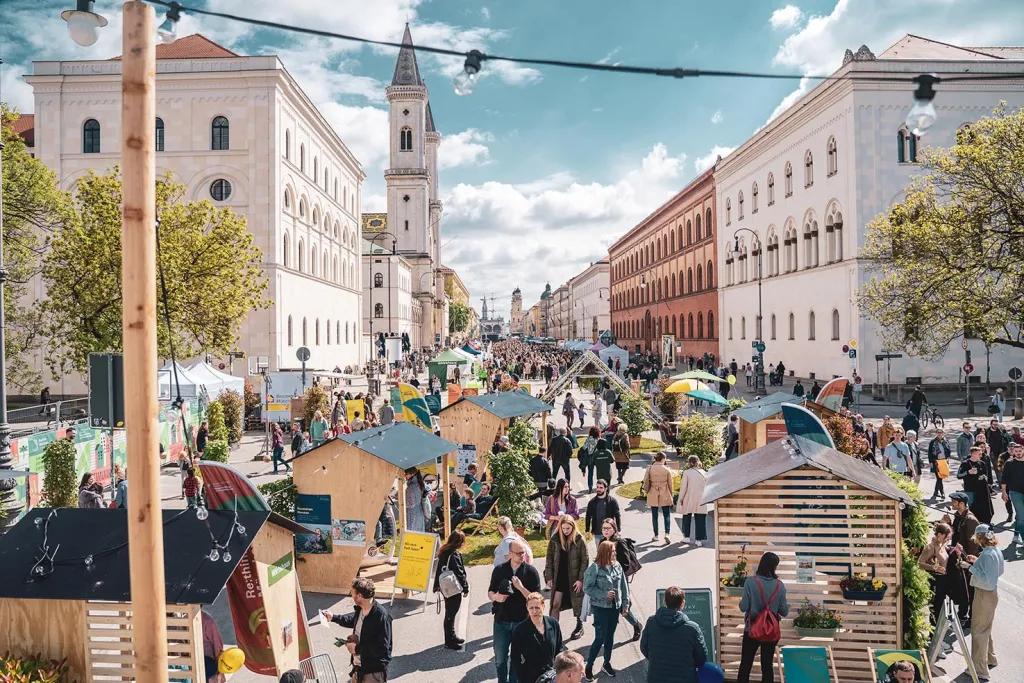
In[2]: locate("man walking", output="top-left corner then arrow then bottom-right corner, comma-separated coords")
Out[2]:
908,385 -> 927,419
957,422 -> 975,462
379,399 -> 395,425
489,539 -> 543,683
639,586 -> 708,683
724,415 -> 740,461
550,428 -> 575,484
584,480 -> 622,536
290,423 -> 303,459
323,578 -> 393,683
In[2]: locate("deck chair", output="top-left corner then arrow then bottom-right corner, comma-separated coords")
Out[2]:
867,648 -> 933,683
777,646 -> 837,683
468,500 -> 501,537
299,653 -> 339,683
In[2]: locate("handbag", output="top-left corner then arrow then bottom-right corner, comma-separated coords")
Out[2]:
421,493 -> 432,520
987,402 -> 1000,414
437,554 -> 462,598
936,459 -> 950,479
580,593 -> 592,622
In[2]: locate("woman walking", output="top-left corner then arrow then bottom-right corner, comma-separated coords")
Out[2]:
435,530 -> 469,650
511,593 -> 564,683
863,423 -> 879,466
583,541 -> 630,680
642,452 -> 675,544
564,392 -> 578,431
544,514 -> 589,641
600,519 -> 643,641
578,427 -> 600,494
737,552 -> 789,683
543,479 -> 580,538
676,456 -> 709,546
959,447 -> 995,524
967,524 -> 1004,680
271,423 -> 289,473
611,423 -> 631,486
404,467 -> 429,532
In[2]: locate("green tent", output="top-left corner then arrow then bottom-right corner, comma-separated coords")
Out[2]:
428,349 -> 470,390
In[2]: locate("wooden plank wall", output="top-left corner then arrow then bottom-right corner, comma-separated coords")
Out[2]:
438,401 -> 506,474
84,602 -> 203,683
715,467 -> 902,683
0,598 -> 89,683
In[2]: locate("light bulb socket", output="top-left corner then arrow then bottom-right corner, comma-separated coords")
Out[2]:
464,50 -> 484,76
912,74 -> 940,104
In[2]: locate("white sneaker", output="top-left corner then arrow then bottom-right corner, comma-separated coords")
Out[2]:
1015,534 -> 1023,545
652,535 -> 660,543
696,540 -> 704,547
664,535 -> 671,544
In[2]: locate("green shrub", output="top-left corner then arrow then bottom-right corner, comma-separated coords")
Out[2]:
507,419 -> 538,453
655,377 -> 680,420
577,377 -> 601,394
676,412 -> 724,470
303,384 -> 331,430
887,470 -> 933,649
41,438 -> 77,508
206,400 -> 228,442
0,653 -> 70,683
218,389 -> 244,443
204,439 -> 229,464
618,392 -> 652,438
825,414 -> 854,456
258,476 -> 297,519
718,397 -> 747,418
489,448 -> 536,528
244,377 -> 260,412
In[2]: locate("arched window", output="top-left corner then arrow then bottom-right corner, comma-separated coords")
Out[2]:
831,309 -> 840,340
323,253 -> 328,280
283,232 -> 290,267
770,314 -> 777,340
698,313 -> 704,340
312,208 -> 320,228
897,126 -> 918,163
155,117 -> 164,151
694,213 -> 702,242
670,231 -> 676,252
656,240 -> 661,260
705,208 -> 712,237
706,261 -> 714,287
344,322 -> 349,343
315,319 -> 320,345
788,312 -> 795,340
299,199 -> 307,219
784,162 -> 793,196
374,272 -> 384,288
803,219 -> 819,268
728,317 -> 733,340
671,272 -> 677,297
741,316 -> 746,340
400,127 -> 413,152
688,314 -> 694,338
827,136 -> 837,176
687,268 -> 694,293
752,183 -> 759,213
767,173 -> 775,205
672,316 -> 677,336
313,157 -> 318,182
738,191 -> 744,220
708,312 -> 715,339
83,119 -> 101,153
302,317 -> 308,346
686,220 -> 693,244
826,206 -> 844,262
696,264 -> 703,290
725,198 -> 732,226
284,188 -> 291,210
804,150 -> 813,187
374,303 -> 384,318
300,144 -> 305,172
285,129 -> 290,159
808,311 -> 816,340
310,247 -> 317,277
333,256 -> 339,283
212,116 -> 229,150
287,315 -> 293,346
297,240 -> 305,272
326,319 -> 331,345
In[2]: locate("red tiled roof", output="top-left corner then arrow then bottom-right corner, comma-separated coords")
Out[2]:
11,114 -> 34,147
111,34 -> 239,60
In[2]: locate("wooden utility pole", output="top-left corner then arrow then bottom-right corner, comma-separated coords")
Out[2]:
121,3 -> 168,682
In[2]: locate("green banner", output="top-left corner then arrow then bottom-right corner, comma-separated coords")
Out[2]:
267,552 -> 294,587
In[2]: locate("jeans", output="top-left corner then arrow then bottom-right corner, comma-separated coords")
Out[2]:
493,620 -> 518,683
1010,491 -> 1024,536
272,445 -> 290,473
552,460 -> 571,484
651,506 -> 671,536
932,465 -> 945,498
586,606 -> 619,668
443,593 -> 462,644
681,513 -> 708,541
585,465 -> 595,492
737,632 -> 776,683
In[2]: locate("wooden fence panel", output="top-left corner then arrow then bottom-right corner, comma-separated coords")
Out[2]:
84,602 -> 203,683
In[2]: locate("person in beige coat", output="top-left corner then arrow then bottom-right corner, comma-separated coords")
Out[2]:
642,452 -> 676,544
676,455 -> 709,546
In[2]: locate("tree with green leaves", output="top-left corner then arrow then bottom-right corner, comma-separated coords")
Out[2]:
858,104 -> 1024,357
449,301 -> 470,334
41,438 -> 77,508
1,105 -> 76,391
40,168 -> 269,376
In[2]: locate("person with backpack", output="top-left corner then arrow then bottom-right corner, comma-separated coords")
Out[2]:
434,530 -> 469,650
737,552 -> 789,683
583,541 -> 631,680
599,519 -> 643,642
611,423 -> 631,486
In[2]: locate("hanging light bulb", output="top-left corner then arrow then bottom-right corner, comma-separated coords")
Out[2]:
33,565 -> 46,576
209,548 -> 220,562
906,74 -> 940,136
236,523 -> 246,536
34,517 -> 44,527
453,50 -> 484,96
196,506 -> 209,521
61,0 -> 108,47
222,550 -> 232,563
157,2 -> 183,45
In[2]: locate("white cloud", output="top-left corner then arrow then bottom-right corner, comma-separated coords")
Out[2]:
480,7 -> 490,21
770,5 -> 804,30
318,102 -> 391,169
766,76 -> 811,123
711,110 -> 723,124
439,129 -> 494,169
694,145 -> 735,173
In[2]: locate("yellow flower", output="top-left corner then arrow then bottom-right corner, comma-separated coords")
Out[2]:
872,578 -> 884,590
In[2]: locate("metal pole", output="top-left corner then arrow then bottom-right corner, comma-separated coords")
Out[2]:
120,4 -> 169,682
0,57 -> 21,528
755,249 -> 766,396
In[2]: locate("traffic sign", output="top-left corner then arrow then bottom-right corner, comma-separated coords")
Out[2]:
296,346 -> 310,362
755,342 -> 766,353
849,349 -> 857,359
962,338 -> 969,351
848,339 -> 858,349
854,375 -> 863,385
963,362 -> 975,375
1010,367 -> 1023,381
876,353 -> 903,361
751,340 -> 758,349
842,344 -> 850,354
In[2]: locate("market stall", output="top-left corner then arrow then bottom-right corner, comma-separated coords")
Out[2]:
187,361 -> 245,399
427,349 -> 472,391
702,435 -> 913,683
438,392 -> 553,463
732,392 -> 839,455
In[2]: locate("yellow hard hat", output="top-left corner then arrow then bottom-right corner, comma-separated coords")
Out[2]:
218,647 -> 245,674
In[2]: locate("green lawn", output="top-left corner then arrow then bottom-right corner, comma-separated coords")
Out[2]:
570,435 -> 664,454
459,517 -> 551,566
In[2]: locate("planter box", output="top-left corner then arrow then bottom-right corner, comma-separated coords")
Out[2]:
842,587 -> 887,601
794,626 -> 838,639
629,436 -> 642,448
724,586 -> 745,597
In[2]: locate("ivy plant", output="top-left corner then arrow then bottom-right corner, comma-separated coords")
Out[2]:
41,437 -> 77,508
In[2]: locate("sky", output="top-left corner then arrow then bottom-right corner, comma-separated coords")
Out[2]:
4,0 -> 1024,318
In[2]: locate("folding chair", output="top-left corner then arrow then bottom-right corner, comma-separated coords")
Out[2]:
299,653 -> 339,683
867,648 -> 933,683
777,645 -> 837,683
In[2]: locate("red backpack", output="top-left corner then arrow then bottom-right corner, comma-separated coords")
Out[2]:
748,578 -> 781,643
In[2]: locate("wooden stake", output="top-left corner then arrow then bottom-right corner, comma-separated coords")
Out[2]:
442,452 -> 452,540
120,4 -> 168,682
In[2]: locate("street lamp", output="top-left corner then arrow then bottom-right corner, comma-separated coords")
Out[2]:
368,232 -> 397,367
732,228 -> 767,396
62,0 -> 108,46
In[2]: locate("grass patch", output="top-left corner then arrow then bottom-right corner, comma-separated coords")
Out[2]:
459,517 -> 550,566
615,474 -> 681,500
570,435 -> 664,454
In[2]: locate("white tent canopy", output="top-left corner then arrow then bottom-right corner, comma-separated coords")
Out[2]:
158,361 -> 205,399
598,344 -> 629,371
187,361 -> 245,399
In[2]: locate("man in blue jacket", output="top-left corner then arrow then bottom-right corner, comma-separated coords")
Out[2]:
640,586 -> 708,683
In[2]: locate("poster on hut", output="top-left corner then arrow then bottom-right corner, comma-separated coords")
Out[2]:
295,494 -> 333,554
332,519 -> 367,547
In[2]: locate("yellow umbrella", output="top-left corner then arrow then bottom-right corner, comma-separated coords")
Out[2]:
665,379 -> 710,393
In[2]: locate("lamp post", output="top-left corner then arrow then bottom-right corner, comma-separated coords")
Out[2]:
596,286 -> 611,344
368,231 -> 397,355
732,228 -> 766,396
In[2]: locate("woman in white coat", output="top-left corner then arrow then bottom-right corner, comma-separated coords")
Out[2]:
675,455 -> 709,546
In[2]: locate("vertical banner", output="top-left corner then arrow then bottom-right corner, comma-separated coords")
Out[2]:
197,461 -> 312,669
813,377 -> 849,413
397,383 -> 431,429
346,399 -> 365,424
661,334 -> 676,369
456,444 -> 477,476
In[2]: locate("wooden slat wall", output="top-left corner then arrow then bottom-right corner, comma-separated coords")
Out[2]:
84,602 -> 203,683
715,467 -> 903,683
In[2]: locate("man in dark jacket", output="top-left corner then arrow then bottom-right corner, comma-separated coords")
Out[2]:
584,480 -> 621,535
640,586 -> 708,683
323,578 -> 393,682
529,448 -> 553,489
549,428 -> 575,484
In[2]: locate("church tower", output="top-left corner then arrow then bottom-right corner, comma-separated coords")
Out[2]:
510,287 -> 524,334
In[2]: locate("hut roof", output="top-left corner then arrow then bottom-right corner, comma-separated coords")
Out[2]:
731,392 -> 805,424
442,392 -> 554,419
0,508 -> 277,605
430,349 -> 469,365
701,435 -> 916,507
292,421 -> 459,469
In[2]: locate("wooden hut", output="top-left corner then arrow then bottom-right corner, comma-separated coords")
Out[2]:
702,435 -> 915,683
0,507 -> 308,683
438,392 -> 554,461
290,422 -> 459,595
733,393 -> 838,455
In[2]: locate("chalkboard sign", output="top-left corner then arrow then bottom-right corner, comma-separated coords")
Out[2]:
656,587 -> 716,662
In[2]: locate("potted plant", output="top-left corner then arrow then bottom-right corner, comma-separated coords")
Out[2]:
618,392 -> 652,448
840,570 -> 888,601
721,556 -> 748,597
792,600 -> 842,638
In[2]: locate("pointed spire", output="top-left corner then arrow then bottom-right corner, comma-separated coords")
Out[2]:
391,24 -> 425,87
425,102 -> 437,133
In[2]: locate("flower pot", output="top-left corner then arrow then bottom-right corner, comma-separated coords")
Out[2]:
724,586 -> 745,597
515,526 -> 527,537
842,587 -> 887,601
629,436 -> 642,448
794,626 -> 838,639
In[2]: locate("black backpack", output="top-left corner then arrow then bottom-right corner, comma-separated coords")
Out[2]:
620,538 -> 643,582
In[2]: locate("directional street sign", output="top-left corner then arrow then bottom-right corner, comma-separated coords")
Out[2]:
963,362 -> 975,375
756,342 -> 766,353
1010,367 -> 1023,381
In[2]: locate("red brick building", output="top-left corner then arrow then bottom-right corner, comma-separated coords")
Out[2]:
609,168 -> 719,363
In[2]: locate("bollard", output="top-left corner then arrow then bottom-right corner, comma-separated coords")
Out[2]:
1015,397 -> 1023,420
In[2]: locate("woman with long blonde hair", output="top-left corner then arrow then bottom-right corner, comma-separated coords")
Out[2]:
544,514 -> 589,640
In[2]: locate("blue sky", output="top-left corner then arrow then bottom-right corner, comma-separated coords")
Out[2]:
4,0 -> 1024,315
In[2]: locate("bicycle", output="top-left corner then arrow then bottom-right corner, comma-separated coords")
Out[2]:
919,404 -> 944,430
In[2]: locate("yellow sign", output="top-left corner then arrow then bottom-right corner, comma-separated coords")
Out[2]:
848,338 -> 858,349
394,530 -> 438,593
267,403 -> 290,412
346,399 -> 365,424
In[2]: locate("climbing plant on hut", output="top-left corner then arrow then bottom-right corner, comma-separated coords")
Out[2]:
507,418 -> 538,453
887,470 -> 933,650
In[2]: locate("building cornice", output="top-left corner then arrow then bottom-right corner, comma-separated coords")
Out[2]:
386,85 -> 428,102
386,168 -> 429,178
608,167 -> 716,254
